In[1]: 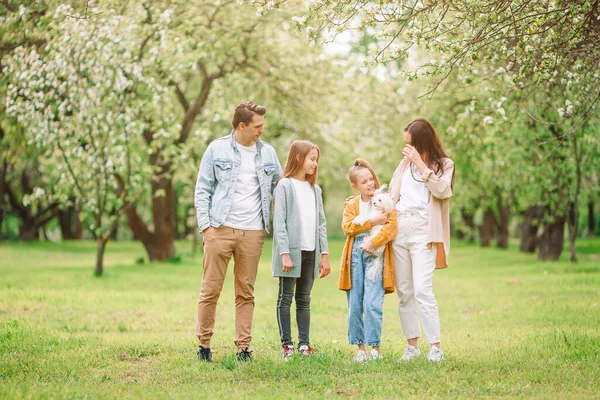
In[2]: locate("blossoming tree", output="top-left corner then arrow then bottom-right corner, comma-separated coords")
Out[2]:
5,5 -> 152,274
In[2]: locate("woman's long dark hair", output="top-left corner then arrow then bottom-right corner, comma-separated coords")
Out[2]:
405,118 -> 448,176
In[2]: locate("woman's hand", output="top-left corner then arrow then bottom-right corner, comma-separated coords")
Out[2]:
360,239 -> 375,254
281,253 -> 293,272
402,145 -> 427,172
370,212 -> 387,226
319,254 -> 331,278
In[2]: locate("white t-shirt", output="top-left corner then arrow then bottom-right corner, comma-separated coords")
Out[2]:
355,198 -> 372,238
291,178 -> 316,251
224,143 -> 263,230
396,164 -> 430,221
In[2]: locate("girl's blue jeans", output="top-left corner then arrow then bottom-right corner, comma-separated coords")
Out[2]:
347,235 -> 385,347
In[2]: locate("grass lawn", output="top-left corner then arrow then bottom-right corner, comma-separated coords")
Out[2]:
1,237 -> 599,399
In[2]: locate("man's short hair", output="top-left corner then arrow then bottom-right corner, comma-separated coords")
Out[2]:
232,102 -> 267,129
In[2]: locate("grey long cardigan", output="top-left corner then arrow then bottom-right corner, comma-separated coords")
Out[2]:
271,178 -> 329,278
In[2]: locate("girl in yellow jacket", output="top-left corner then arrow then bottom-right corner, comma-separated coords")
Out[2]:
339,159 -> 397,362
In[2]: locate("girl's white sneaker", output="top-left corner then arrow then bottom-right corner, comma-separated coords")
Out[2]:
370,349 -> 383,360
427,347 -> 444,362
353,350 -> 368,362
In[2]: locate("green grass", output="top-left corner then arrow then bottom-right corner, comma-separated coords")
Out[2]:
1,237 -> 599,399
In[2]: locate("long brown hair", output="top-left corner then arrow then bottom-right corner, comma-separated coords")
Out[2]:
347,158 -> 380,188
404,118 -> 448,175
280,140 -> 320,185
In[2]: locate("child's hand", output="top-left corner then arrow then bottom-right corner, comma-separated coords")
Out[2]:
360,239 -> 375,255
370,212 -> 387,226
319,254 -> 331,278
281,253 -> 293,272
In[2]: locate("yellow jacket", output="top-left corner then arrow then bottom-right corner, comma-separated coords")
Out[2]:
339,196 -> 397,294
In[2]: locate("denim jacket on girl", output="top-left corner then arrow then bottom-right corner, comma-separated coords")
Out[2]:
194,130 -> 282,233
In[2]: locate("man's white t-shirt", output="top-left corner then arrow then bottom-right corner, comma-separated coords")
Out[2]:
291,178 -> 316,251
224,143 -> 263,230
396,164 -> 430,221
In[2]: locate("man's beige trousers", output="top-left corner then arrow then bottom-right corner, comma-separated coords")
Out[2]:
196,226 -> 265,349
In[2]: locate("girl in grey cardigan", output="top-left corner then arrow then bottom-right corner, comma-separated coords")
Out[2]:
272,140 -> 330,361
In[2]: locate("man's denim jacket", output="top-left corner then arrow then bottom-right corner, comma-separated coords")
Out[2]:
194,131 -> 282,233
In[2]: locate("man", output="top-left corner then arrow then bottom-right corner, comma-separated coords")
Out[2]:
194,101 -> 282,362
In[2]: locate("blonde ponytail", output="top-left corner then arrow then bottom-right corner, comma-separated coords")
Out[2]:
347,158 -> 380,188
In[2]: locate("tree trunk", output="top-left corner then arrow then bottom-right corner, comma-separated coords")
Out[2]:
496,201 -> 510,249
7,177 -> 59,241
538,215 -> 566,261
125,175 -> 176,261
59,208 -> 72,239
173,188 -> 184,240
59,206 -> 83,240
19,219 -> 39,241
74,212 -> 83,239
0,159 -> 6,232
18,206 -> 60,241
520,206 -> 544,253
184,206 -> 193,237
42,225 -> 50,241
146,239 -> 175,261
588,201 -> 596,237
566,130 -> 581,263
567,202 -> 578,263
95,237 -> 108,276
148,176 -> 176,260
457,209 -> 475,242
480,207 -> 496,247
126,65 -> 222,260
110,223 -> 118,240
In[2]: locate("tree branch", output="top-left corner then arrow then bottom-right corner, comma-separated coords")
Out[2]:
143,128 -> 154,145
36,204 -> 60,227
5,184 -> 26,217
170,80 -> 189,111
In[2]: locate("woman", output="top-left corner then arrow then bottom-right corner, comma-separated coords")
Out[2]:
389,118 -> 455,362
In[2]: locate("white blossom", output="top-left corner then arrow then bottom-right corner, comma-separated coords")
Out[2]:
292,15 -> 307,26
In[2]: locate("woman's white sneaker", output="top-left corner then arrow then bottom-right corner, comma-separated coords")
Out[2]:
427,347 -> 444,362
400,345 -> 421,361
